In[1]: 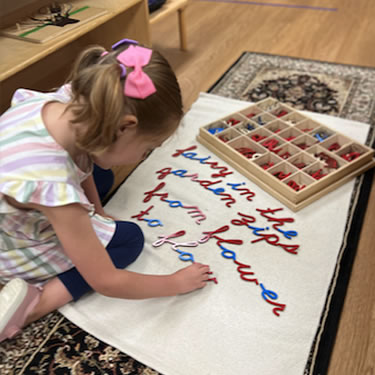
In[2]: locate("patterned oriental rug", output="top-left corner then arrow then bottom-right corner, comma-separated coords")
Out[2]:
1,53 -> 374,375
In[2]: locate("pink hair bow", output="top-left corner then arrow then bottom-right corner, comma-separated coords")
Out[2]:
117,45 -> 156,99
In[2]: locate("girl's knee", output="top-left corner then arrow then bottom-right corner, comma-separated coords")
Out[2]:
118,221 -> 144,248
127,222 -> 145,261
107,221 -> 145,268
130,222 -> 145,249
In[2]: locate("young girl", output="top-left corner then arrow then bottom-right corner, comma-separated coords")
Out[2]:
0,39 -> 211,342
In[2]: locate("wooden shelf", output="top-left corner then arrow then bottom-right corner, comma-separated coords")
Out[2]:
0,0 -> 151,113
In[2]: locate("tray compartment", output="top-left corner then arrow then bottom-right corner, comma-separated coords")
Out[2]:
264,119 -> 290,134
278,127 -> 304,142
268,162 -> 299,181
337,142 -> 369,162
266,162 -> 300,201
228,136 -> 267,161
248,127 -> 274,142
216,128 -> 242,143
223,113 -> 249,127
202,120 -> 229,135
282,111 -> 306,125
314,151 -> 346,170
256,98 -> 279,112
304,161 -> 331,180
239,106 -> 263,120
283,172 -> 315,192
295,119 -> 321,133
234,120 -> 258,134
253,152 -> 283,170
311,126 -> 335,143
320,134 -> 352,152
261,135 -> 286,153
306,145 -> 347,170
270,104 -> 291,118
288,152 -> 316,169
292,134 -> 318,150
253,113 -> 275,126
273,143 -> 300,160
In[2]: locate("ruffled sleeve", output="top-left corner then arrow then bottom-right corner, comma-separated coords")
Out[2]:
1,87 -> 94,214
11,88 -> 44,107
11,86 -> 71,107
0,179 -> 94,214
55,84 -> 72,102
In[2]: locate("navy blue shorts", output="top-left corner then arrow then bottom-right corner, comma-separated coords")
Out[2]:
58,165 -> 144,301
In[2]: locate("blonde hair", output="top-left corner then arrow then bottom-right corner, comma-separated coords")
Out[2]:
65,43 -> 183,153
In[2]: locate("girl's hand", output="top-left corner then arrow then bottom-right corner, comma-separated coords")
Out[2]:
173,263 -> 211,294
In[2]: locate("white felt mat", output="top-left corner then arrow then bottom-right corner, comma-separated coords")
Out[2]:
60,93 -> 370,375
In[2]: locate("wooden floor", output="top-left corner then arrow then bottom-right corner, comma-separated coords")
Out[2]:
149,0 -> 375,373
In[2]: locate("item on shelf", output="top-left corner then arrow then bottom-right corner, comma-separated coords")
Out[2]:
0,3 -> 107,43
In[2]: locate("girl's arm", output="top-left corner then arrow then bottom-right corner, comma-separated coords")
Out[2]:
39,203 -> 210,298
81,174 -> 106,216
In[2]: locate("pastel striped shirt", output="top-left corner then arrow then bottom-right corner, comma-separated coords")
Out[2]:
0,87 -> 116,285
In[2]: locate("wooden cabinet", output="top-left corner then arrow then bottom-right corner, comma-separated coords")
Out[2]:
0,0 -> 151,114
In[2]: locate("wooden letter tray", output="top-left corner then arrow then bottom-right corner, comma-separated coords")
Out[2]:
196,98 -> 375,211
